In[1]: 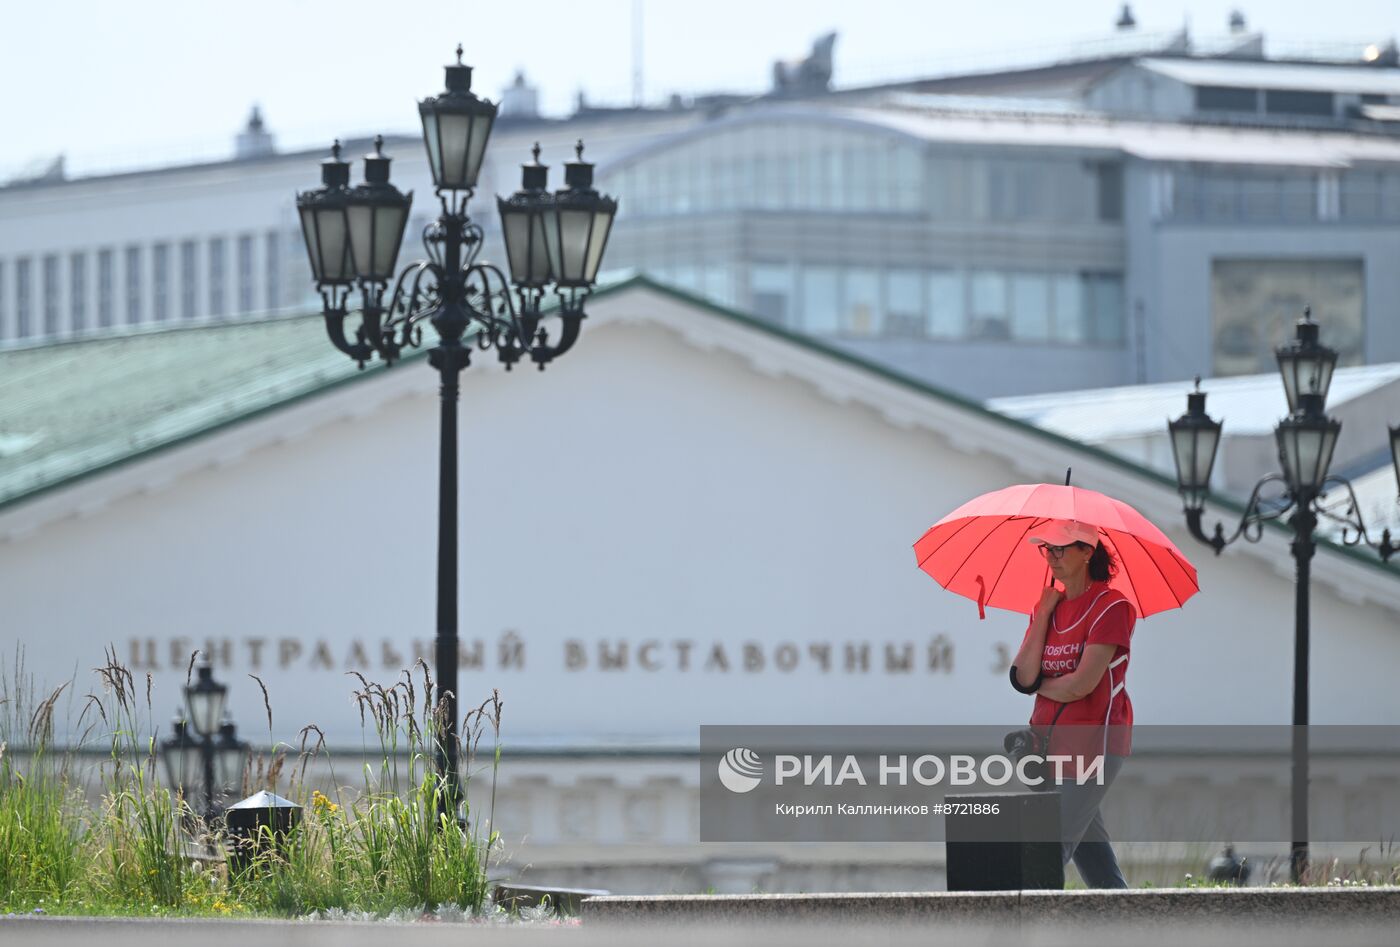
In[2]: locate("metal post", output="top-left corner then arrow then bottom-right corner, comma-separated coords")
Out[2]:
202,733 -> 216,821
429,204 -> 469,819
434,354 -> 462,816
1289,505 -> 1316,883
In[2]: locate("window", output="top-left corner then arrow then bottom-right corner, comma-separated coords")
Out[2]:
43,254 -> 60,335
1174,168 -> 1322,223
15,258 -> 31,338
894,147 -> 922,211
208,238 -> 225,317
843,268 -> 881,336
847,146 -> 873,211
1096,163 -> 1123,221
1265,89 -> 1333,117
670,265 -> 701,293
927,271 -> 965,339
97,250 -> 114,327
826,151 -> 844,212
884,270 -> 923,336
754,155 -> 775,210
1010,273 -> 1051,341
69,252 -> 87,331
1199,172 -> 1239,220
1086,274 -> 1125,344
1012,161 -> 1045,219
153,243 -> 170,322
969,270 -> 1009,339
1196,85 -> 1258,112
180,240 -> 197,319
1052,275 -> 1086,343
124,245 -> 142,324
750,263 -> 795,326
693,155 -> 713,213
701,265 -> 735,307
265,231 -> 281,312
801,267 -> 840,334
987,162 -> 1013,221
238,234 -> 254,313
1340,170 -> 1400,221
1277,175 -> 1316,222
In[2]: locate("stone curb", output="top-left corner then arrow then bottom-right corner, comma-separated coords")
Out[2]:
581,886 -> 1400,926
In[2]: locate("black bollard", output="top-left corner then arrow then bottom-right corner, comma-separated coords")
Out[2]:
223,790 -> 302,876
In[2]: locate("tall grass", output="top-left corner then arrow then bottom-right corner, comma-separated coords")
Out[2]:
0,657 -> 89,906
0,647 -> 503,917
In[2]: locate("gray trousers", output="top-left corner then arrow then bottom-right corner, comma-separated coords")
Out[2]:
1054,753 -> 1128,889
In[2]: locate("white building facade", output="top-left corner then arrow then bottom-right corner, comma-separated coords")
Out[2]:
3,281 -> 1399,890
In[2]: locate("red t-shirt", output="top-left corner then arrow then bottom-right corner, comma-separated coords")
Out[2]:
1027,581 -> 1135,758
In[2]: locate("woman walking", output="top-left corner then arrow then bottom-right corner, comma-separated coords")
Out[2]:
1009,519 -> 1135,889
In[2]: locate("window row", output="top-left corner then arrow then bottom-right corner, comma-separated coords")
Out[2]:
1170,168 -> 1400,223
1196,86 -> 1338,118
1172,169 -> 1320,223
0,232 -> 314,342
645,263 -> 1125,345
602,122 -> 1122,223
1338,171 -> 1400,221
607,131 -> 924,216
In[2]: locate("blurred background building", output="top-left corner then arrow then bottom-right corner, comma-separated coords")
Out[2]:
3,9 -> 1399,400
4,7 -> 1400,893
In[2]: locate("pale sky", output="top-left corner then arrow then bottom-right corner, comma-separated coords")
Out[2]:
2,0 -> 1397,179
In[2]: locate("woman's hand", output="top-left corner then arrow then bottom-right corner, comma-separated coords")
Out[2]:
1035,584 -> 1063,618
1011,584 -> 1062,691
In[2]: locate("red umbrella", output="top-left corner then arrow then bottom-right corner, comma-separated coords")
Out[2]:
913,482 -> 1199,619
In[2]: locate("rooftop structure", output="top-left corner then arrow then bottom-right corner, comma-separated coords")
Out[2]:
3,20 -> 1398,402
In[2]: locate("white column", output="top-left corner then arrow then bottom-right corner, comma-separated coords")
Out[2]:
1317,171 -> 1341,221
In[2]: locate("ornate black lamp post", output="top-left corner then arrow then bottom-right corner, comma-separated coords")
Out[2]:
296,46 -> 617,812
161,664 -> 251,820
1167,310 -> 1400,883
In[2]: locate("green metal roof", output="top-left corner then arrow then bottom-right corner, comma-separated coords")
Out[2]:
0,312 -> 389,508
0,275 -> 1394,582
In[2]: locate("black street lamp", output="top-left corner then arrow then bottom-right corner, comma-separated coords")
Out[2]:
296,45 -> 617,814
161,664 -> 251,820
1167,309 -> 1400,883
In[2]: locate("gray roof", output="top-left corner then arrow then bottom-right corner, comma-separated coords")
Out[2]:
989,363 -> 1400,440
1136,57 -> 1400,96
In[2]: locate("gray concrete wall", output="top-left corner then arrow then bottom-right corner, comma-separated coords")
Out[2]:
1145,224 -> 1400,385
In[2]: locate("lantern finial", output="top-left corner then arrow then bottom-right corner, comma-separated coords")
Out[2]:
456,43 -> 464,64
1193,374 -> 1201,392
331,140 -> 341,160
373,134 -> 384,156
532,142 -> 541,163
575,139 -> 584,161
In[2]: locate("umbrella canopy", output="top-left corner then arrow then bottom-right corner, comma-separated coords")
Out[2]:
913,483 -> 1199,619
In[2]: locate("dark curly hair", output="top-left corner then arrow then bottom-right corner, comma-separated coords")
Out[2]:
1074,540 -> 1118,582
